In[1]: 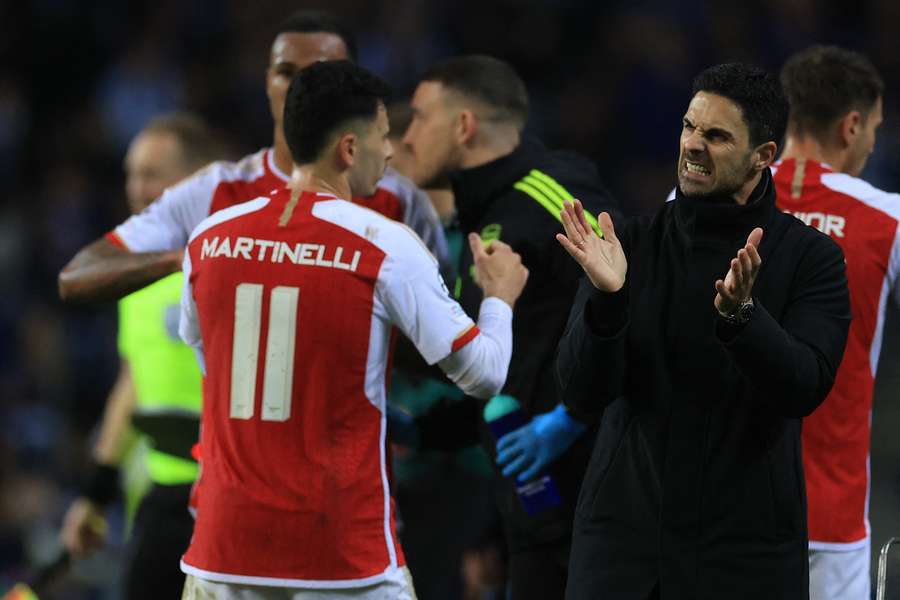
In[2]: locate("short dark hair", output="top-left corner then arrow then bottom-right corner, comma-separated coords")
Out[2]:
283,60 -> 391,165
276,10 -> 357,61
781,45 -> 884,139
143,112 -> 225,169
692,63 -> 788,148
420,55 -> 529,130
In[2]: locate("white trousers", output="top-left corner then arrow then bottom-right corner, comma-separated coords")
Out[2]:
809,541 -> 870,600
182,568 -> 417,600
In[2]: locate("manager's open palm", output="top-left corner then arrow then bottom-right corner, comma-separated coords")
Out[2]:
556,200 -> 626,293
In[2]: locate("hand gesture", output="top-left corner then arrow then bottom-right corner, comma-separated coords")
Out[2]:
556,201 -> 626,292
469,234 -> 529,308
714,227 -> 763,315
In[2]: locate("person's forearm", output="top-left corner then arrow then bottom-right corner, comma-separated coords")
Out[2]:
93,364 -> 138,466
719,302 -> 847,418
556,279 -> 628,420
439,298 -> 513,399
59,237 -> 182,303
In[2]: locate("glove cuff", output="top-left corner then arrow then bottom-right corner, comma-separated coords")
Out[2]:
553,404 -> 588,435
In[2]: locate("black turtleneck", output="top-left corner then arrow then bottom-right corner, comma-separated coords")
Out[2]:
672,168 -> 774,245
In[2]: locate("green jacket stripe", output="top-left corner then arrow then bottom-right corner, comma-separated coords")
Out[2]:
514,180 -> 566,226
516,170 -> 603,237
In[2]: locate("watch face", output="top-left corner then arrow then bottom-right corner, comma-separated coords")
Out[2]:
737,300 -> 755,322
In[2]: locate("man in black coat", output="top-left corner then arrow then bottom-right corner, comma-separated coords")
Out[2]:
401,55 -> 617,599
555,63 -> 851,599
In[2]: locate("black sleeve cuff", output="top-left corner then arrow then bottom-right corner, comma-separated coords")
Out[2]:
586,286 -> 628,337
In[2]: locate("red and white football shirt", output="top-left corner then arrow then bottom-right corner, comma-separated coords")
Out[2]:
107,148 -> 447,264
178,189 -> 478,587
774,158 -> 900,549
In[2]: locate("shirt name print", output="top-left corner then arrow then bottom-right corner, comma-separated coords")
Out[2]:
200,236 -> 361,272
785,210 -> 846,239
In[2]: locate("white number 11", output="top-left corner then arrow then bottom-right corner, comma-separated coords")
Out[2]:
230,283 -> 299,422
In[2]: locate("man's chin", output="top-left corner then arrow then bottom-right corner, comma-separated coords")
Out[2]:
350,183 -> 379,199
415,170 -> 451,190
678,178 -> 711,198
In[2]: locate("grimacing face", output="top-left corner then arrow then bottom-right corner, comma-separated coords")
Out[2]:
348,103 -> 394,198
677,91 -> 758,200
267,32 -> 349,132
124,130 -> 191,214
845,96 -> 883,177
402,81 -> 464,188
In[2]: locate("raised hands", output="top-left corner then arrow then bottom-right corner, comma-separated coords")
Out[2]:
556,200 -> 626,292
714,227 -> 763,315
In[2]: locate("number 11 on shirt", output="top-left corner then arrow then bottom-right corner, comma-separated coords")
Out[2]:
231,283 -> 298,422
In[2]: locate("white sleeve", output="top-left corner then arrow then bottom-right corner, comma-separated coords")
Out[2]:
437,298 -> 513,399
377,241 -> 513,398
114,166 -> 217,252
178,251 -> 206,374
377,246 -> 473,365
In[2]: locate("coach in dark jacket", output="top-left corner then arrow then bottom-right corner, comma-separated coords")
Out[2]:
555,64 -> 850,600
403,55 -> 617,599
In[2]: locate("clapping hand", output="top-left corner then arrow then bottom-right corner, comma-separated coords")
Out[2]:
556,201 -> 626,292
714,227 -> 763,315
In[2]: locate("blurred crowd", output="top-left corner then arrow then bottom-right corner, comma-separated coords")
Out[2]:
3,0 -> 900,597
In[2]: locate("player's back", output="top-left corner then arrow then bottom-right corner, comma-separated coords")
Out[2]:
181,188 -> 415,586
774,157 -> 900,546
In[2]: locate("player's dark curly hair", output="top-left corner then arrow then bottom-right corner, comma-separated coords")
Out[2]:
692,63 -> 788,148
781,45 -> 883,139
283,60 -> 391,165
276,10 -> 357,61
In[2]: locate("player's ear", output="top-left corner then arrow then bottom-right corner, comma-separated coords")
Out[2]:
458,109 -> 478,145
337,132 -> 357,168
752,140 -> 777,171
839,110 -> 862,148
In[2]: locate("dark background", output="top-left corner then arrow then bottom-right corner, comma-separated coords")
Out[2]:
1,0 -> 899,597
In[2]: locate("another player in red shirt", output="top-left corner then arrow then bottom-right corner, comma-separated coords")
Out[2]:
178,60 -> 528,600
58,10 -> 447,304
775,46 -> 897,600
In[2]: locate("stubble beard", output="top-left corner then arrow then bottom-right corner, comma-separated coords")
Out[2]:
679,155 -> 755,202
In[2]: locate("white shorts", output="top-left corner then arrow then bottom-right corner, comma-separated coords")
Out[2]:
809,541 -> 870,600
181,568 -> 417,600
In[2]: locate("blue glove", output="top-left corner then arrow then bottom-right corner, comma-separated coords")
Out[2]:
386,404 -> 420,448
495,404 -> 586,483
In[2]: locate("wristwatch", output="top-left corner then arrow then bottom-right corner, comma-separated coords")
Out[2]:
718,297 -> 755,326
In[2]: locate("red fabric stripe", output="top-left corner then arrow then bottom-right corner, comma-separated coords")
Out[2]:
105,231 -> 129,250
451,325 -> 480,352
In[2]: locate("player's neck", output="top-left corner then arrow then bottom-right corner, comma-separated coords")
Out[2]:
780,135 -> 845,172
460,130 -> 520,170
288,164 -> 351,200
273,129 -> 294,177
